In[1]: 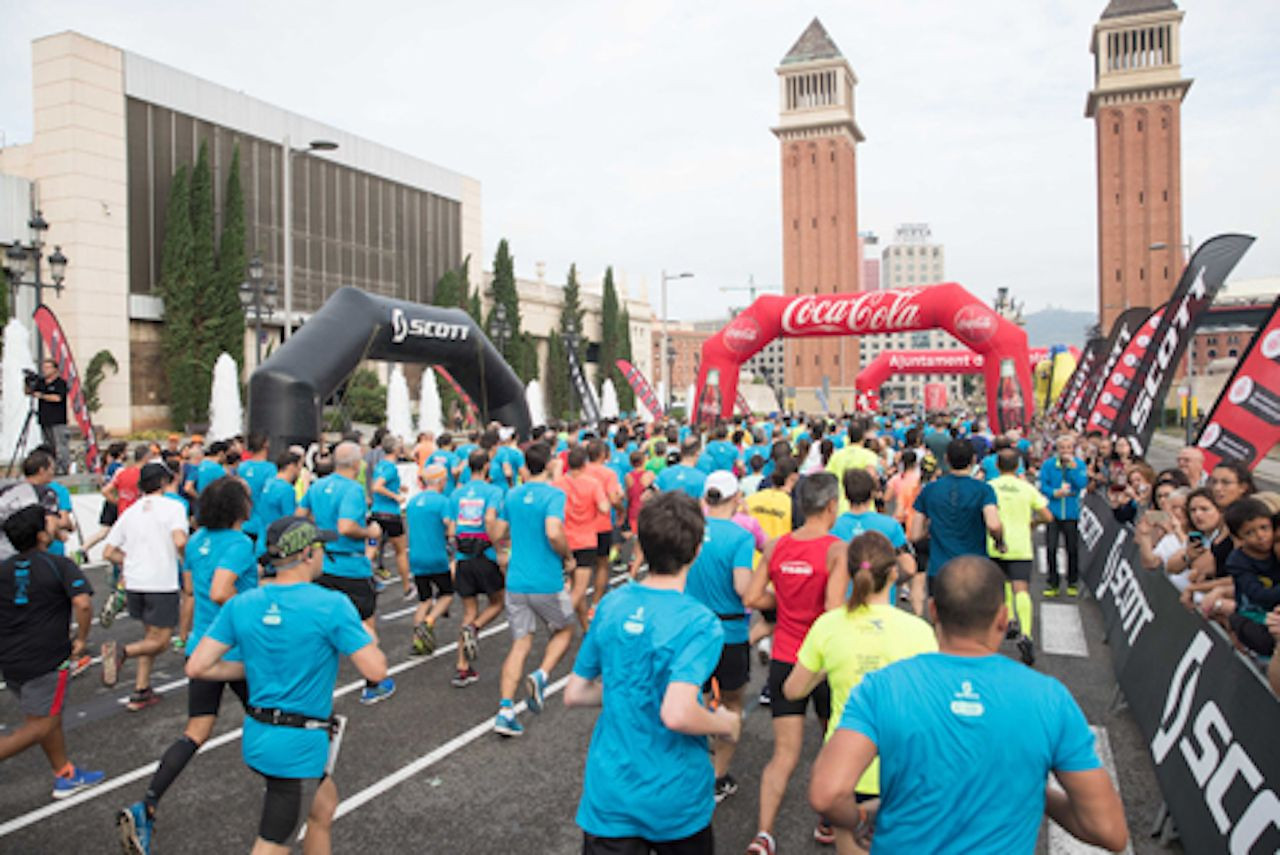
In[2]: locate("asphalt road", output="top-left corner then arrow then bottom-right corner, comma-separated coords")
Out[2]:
1,545 -> 1180,854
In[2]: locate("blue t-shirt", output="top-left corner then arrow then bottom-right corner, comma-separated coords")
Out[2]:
830,510 -> 907,549
655,464 -> 707,500
237,460 -> 278,538
163,490 -> 190,516
195,459 -> 227,494
607,450 -> 631,489
699,440 -> 738,474
424,449 -> 459,494
913,475 -> 998,576
573,584 -> 723,841
47,481 -> 73,557
501,481 -> 568,594
185,528 -> 257,657
840,653 -> 1100,853
684,517 -> 755,645
979,455 -> 1025,481
207,582 -> 370,778
300,473 -> 370,578
369,459 -> 402,516
256,478 -> 298,535
455,445 -> 478,485
450,481 -> 504,561
406,490 -> 451,576
489,446 -> 525,492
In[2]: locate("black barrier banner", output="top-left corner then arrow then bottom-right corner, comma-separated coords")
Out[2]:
1110,234 -> 1255,454
565,341 -> 601,423
1051,335 -> 1101,421
1078,494 -> 1280,854
1196,294 -> 1280,471
1071,307 -> 1151,433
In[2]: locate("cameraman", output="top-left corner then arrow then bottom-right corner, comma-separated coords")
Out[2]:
29,360 -> 69,474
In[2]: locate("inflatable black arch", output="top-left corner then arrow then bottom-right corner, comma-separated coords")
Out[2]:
248,286 -> 531,450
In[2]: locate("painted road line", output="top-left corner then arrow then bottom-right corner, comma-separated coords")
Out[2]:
1047,726 -> 1131,854
1040,602 -> 1089,658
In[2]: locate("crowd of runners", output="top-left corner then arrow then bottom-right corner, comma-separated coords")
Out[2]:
14,408 -> 1248,852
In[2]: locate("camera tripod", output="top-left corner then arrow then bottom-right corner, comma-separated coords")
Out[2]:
5,397 -> 41,478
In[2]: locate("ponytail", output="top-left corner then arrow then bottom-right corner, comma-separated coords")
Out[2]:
846,531 -> 897,611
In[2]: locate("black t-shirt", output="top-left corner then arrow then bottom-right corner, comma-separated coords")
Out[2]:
0,550 -> 92,682
35,376 -> 68,427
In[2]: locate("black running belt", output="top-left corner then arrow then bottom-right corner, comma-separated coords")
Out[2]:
247,705 -> 337,731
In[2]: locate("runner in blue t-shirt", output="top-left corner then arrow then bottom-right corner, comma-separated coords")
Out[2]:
255,451 -> 301,541
832,468 -> 920,615
424,434 -> 461,494
493,443 -> 576,737
809,556 -> 1128,854
656,439 -> 708,499
117,478 -> 258,852
369,435 -> 411,599
185,517 -> 389,855
449,451 -> 507,687
405,464 -> 455,656
235,434 -> 277,548
565,491 -> 740,853
488,433 -> 525,492
195,442 -> 230,495
911,440 -> 1004,598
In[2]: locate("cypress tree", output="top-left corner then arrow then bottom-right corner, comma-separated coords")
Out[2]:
557,264 -> 587,419
487,238 -> 533,381
616,307 -> 636,411
159,166 -> 197,426
214,144 -> 247,370
596,267 -> 619,395
432,264 -> 465,418
188,140 -> 218,421
546,330 -> 571,421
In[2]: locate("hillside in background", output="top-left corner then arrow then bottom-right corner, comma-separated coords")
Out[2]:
1021,308 -> 1096,349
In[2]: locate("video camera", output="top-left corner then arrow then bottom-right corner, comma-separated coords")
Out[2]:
21,369 -> 39,394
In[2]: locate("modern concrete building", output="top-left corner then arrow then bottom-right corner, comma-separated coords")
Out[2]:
1086,0 -> 1191,330
773,18 -> 863,403
0,31 -> 481,432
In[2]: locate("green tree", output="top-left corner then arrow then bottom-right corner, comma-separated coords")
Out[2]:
486,238 -> 535,382
158,165 -> 198,426
545,330 -> 571,421
557,263 -> 586,419
616,307 -> 636,411
213,144 -> 247,369
344,367 -> 386,424
83,349 -> 119,414
431,259 -> 470,420
596,266 -> 619,395
188,140 -> 219,421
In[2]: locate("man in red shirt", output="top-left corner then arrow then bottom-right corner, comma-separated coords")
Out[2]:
102,444 -> 153,517
584,439 -> 624,609
555,446 -> 610,631
744,472 -> 848,854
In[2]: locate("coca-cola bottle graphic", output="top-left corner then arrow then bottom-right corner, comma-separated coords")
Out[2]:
996,359 -> 1025,432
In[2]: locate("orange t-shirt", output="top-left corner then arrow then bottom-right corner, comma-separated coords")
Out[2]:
555,473 -> 608,551
886,469 -> 922,531
584,463 -> 621,534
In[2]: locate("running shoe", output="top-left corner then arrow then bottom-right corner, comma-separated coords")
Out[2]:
51,766 -> 104,800
67,655 -> 93,678
1016,634 -> 1036,667
461,623 -> 479,662
402,586 -> 416,602
714,774 -> 739,803
415,621 -> 437,655
117,801 -> 154,854
171,637 -> 186,654
494,711 -> 523,737
1066,585 -> 1080,598
1042,586 -> 1061,599
814,819 -> 836,845
746,832 -> 776,855
73,548 -> 87,565
525,670 -> 547,714
758,683 -> 771,706
451,668 -> 479,688
1004,620 -> 1021,641
360,678 -> 396,705
101,640 -> 125,687
410,635 -> 428,657
126,688 -> 161,712
755,637 -> 772,666
375,566 -> 394,582
99,586 -> 126,628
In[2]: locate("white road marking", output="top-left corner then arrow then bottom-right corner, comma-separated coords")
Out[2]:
1039,602 -> 1089,658
1047,726 -> 1131,854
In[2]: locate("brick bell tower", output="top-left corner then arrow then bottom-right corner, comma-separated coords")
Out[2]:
774,18 -> 863,399
1087,0 -> 1191,331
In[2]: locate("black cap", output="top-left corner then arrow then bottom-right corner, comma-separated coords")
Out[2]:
263,517 -> 338,561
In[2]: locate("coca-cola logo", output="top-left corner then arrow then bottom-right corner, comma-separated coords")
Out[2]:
780,291 -> 922,336
953,306 -> 997,344
722,315 -> 762,355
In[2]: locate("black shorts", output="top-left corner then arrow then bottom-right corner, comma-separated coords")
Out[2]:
997,559 -> 1033,584
704,641 -> 750,694
126,591 -> 180,629
455,556 -> 503,599
760,608 -> 777,625
372,512 -> 404,539
572,549 -> 597,570
316,573 -> 378,620
99,501 -> 119,526
582,825 -> 713,855
767,658 -> 831,720
257,773 -> 321,845
596,531 -> 612,557
187,675 -> 249,718
414,572 -> 454,601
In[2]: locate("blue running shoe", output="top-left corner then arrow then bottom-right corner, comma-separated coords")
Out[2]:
117,801 -> 154,854
51,766 -> 104,799
525,670 -> 547,715
360,678 -> 396,705
494,712 -> 523,737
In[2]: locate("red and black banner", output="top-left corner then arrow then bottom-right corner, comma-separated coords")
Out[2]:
615,359 -> 664,420
432,365 -> 480,426
1196,293 -> 1280,470
32,305 -> 99,472
1050,335 -> 1102,422
1070,307 -> 1151,433
1109,234 -> 1255,453
1085,309 -> 1164,436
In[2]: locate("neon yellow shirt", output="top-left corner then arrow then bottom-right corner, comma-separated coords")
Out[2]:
747,488 -> 792,542
796,603 -> 937,794
827,444 -> 880,511
986,474 -> 1048,561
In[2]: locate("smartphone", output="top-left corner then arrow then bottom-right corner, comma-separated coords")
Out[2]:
1144,510 -> 1170,527
1188,530 -> 1206,546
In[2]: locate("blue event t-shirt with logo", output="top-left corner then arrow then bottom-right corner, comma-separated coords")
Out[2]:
839,653 -> 1100,854
47,481 -> 73,557
655,464 -> 707,500
450,480 -> 504,561
300,473 -> 370,578
573,584 -> 723,842
830,510 -> 907,602
684,517 -> 755,645
406,490 -> 451,577
195,459 -> 228,494
256,477 -> 297,535
237,459 -> 278,540
501,481 -> 567,594
913,474 -> 998,576
424,449 -> 459,494
489,445 -> 525,492
185,527 -> 257,658
207,582 -> 370,779
369,459 -> 402,516
699,440 -> 739,474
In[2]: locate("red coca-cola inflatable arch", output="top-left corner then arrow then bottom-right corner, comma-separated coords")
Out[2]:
855,346 -> 1066,392
695,284 -> 1033,431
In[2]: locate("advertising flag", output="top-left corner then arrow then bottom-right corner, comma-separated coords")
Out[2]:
31,305 -> 99,472
1196,294 -> 1280,470
1071,307 -> 1152,433
615,359 -> 664,420
1052,335 -> 1102,422
1085,309 -> 1164,437
432,366 -> 480,426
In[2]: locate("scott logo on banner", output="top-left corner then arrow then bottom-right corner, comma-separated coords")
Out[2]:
390,308 -> 469,344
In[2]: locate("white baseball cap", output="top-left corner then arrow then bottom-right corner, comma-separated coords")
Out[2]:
704,471 -> 740,502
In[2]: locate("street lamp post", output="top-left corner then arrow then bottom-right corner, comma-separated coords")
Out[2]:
281,137 -> 339,340
239,255 -> 277,365
665,341 -> 676,411
3,210 -> 69,363
660,270 -> 692,411
492,302 -> 511,359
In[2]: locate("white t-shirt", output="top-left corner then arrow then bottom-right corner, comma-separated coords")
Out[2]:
105,494 -> 188,593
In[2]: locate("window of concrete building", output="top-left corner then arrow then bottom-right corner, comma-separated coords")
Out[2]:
1229,349 -> 1238,358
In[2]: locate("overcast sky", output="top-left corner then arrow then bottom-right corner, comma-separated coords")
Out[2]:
2,1 -> 1276,323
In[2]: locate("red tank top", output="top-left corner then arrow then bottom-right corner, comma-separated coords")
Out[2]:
768,532 -> 840,663
626,470 -> 648,531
